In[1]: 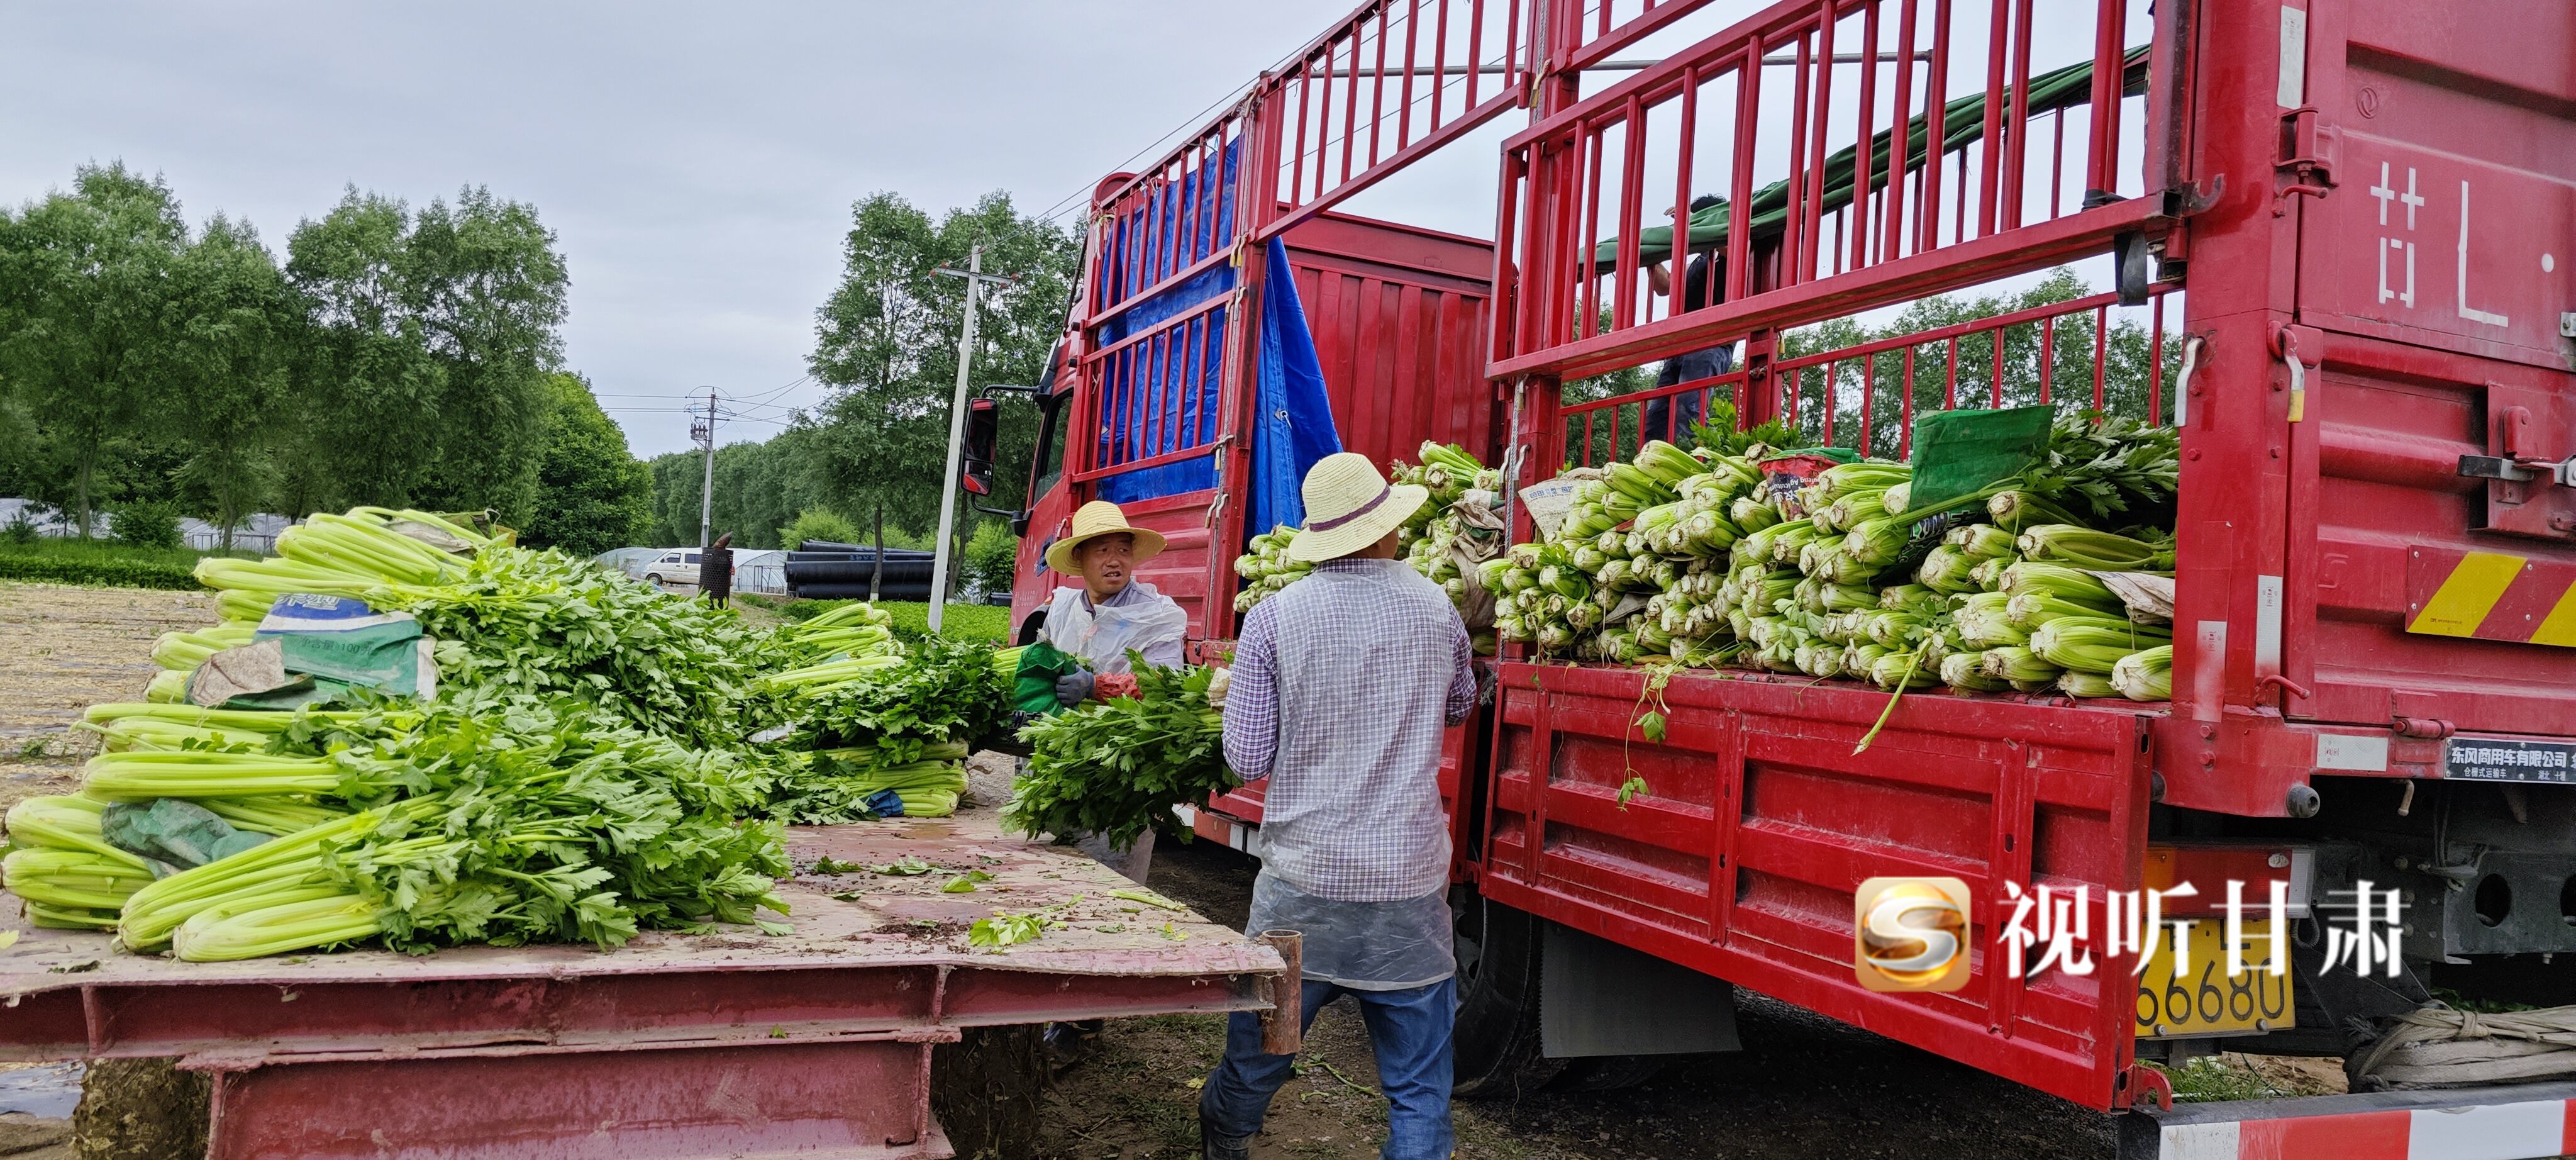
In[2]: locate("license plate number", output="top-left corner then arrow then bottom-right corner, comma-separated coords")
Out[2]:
2133,921 -> 2294,1039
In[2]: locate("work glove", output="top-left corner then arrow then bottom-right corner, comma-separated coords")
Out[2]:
1205,666 -> 1231,709
1055,668 -> 1095,708
1092,672 -> 1140,700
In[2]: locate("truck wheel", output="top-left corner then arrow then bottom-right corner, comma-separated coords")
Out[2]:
1016,610 -> 1048,647
1450,889 -> 1676,1097
1449,888 -> 1565,1098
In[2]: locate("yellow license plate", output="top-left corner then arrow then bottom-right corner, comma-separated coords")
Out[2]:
2133,921 -> 2295,1039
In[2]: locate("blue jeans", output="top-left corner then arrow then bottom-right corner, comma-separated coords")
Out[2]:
1199,976 -> 1457,1160
1644,345 -> 1737,445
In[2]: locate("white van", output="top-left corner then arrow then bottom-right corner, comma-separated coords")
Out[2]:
641,549 -> 702,589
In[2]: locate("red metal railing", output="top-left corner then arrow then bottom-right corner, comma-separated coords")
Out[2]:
1248,0 -> 1531,240
1496,0 -> 2168,383
1087,116 -> 1249,318
1556,282 -> 2175,467
1068,296 -> 1231,484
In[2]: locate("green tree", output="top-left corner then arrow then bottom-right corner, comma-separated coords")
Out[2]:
962,518 -> 1018,596
520,373 -> 653,558
777,508 -> 861,550
0,162 -> 188,535
280,186 -> 568,523
805,191 -> 1079,533
643,429 -> 832,551
159,215 -> 297,547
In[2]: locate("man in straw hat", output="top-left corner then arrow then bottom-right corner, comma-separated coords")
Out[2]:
1198,452 -> 1477,1160
1038,499 -> 1188,706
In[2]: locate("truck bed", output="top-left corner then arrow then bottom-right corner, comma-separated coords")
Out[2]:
0,795 -> 1282,1159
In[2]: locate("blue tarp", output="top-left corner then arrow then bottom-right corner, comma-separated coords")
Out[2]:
1096,142 -> 1239,505
1248,234 -> 1340,537
1087,147 -> 1340,545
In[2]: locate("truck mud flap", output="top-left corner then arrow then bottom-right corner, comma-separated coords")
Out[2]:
1477,662 -> 2153,1109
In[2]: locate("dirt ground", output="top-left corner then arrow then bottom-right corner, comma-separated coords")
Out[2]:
0,581 -> 2343,1160
0,583 -> 211,818
1031,839 -> 2351,1160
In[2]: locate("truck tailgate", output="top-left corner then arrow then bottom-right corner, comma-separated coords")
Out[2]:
1480,662 -> 2153,1110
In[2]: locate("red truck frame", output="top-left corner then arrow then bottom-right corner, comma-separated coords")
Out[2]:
998,0 -> 2576,1146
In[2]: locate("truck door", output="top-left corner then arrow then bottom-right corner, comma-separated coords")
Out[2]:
2282,3 -> 2576,737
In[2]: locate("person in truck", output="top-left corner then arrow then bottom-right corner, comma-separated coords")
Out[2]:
1038,499 -> 1189,703
1641,193 -> 1738,445
1199,452 -> 1479,1160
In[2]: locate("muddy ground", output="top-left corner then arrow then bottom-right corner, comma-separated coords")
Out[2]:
0,581 -> 2342,1160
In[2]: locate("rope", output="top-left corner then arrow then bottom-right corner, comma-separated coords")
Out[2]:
2351,1003 -> 2576,1090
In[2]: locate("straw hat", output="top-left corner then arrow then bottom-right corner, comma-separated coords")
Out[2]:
1045,500 -> 1167,574
1285,452 -> 1427,562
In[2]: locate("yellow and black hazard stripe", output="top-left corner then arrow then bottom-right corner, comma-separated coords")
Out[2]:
2407,549 -> 2576,647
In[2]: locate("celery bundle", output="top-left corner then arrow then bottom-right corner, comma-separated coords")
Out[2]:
1233,525 -> 1314,614
107,698 -> 789,961
760,637 -> 1011,823
1008,662 -> 1231,852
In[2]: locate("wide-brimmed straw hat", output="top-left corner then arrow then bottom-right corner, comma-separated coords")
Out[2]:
1045,500 -> 1167,574
1285,452 -> 1428,563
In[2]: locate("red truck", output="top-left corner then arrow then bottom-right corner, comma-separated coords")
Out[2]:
989,1 -> 2576,1154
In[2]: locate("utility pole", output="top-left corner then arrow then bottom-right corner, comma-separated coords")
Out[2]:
693,389 -> 719,549
928,246 -> 1013,632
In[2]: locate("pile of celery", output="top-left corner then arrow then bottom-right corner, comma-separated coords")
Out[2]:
759,638 -> 1018,823
3,506 -> 816,961
1486,410 -> 2179,707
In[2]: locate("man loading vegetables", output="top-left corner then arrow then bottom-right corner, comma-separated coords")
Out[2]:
1037,499 -> 1187,706
1198,452 -> 1477,1160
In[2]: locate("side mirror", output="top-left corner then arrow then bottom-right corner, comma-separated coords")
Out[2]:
960,398 -> 999,496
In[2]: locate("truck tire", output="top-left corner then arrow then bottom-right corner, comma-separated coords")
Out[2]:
1449,888 -> 1565,1098
1450,888 -> 1673,1097
1016,610 -> 1048,647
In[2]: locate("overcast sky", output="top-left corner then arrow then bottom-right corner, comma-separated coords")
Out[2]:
4,3 -> 2137,459
1,2 -> 1391,457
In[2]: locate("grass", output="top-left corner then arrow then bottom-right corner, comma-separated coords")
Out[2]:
2148,1056 -> 2288,1103
0,537 -> 255,567
780,599 -> 1013,642
0,538 -> 257,590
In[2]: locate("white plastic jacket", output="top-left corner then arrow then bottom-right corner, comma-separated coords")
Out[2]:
1038,581 -> 1187,673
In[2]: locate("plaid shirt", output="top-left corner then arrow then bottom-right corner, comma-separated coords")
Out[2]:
1223,557 -> 1475,902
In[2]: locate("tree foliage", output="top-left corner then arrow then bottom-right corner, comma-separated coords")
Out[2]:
0,163 -> 187,535
648,191 -> 1077,567
280,186 -> 569,523
521,374 -> 653,559
0,164 -> 650,546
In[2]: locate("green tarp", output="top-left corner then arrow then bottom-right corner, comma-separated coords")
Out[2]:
1907,404 -> 2055,513
1592,47 -> 2151,276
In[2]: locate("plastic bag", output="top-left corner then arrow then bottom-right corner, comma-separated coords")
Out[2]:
1013,640 -> 1085,717
101,800 -> 270,874
1040,583 -> 1187,674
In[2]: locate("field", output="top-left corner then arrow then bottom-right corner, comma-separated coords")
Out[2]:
0,540 -> 256,591
769,597 -> 1013,642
